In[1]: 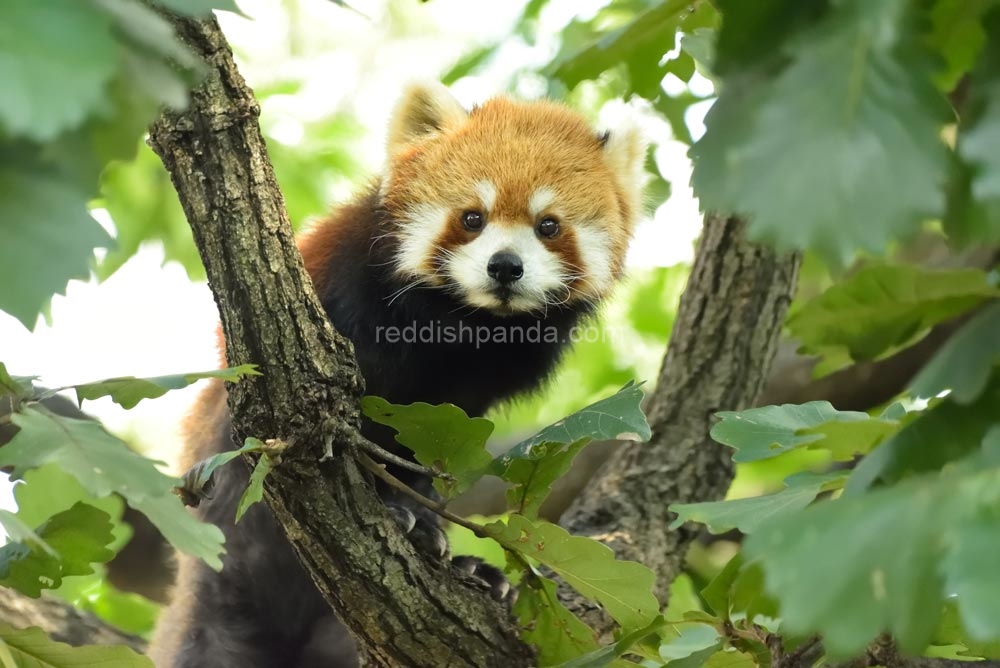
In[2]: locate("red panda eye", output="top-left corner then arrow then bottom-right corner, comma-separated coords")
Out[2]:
462,210 -> 485,231
537,217 -> 560,238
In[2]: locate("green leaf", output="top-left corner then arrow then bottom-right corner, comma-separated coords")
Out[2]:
848,377 -> 1000,492
711,0 -> 825,77
152,0 -> 241,15
1,406 -> 225,568
658,624 -> 723,664
934,600 -> 1000,659
515,574 -> 599,666
786,266 -> 999,361
486,514 -> 658,630
131,492 -> 225,570
1,407 -> 174,500
926,0 -> 995,90
944,516 -> 1000,640
490,383 -> 649,517
710,400 -> 898,463
73,365 -> 260,409
0,164 -> 112,328
181,437 -> 267,505
0,511 -> 49,550
746,465 -> 1000,657
670,470 -> 847,535
0,502 -> 114,597
547,0 -> 691,90
910,301 -> 1000,403
361,397 -> 493,499
0,623 -> 152,667
235,449 -> 276,522
945,10 -> 1000,245
0,363 -> 32,401
692,0 -> 950,267
554,616 -> 668,668
0,0 -> 118,140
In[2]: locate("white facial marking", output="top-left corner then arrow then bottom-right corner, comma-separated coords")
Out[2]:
448,225 -> 564,313
528,187 -> 556,218
572,225 -> 614,297
474,180 -> 498,213
395,204 -> 449,279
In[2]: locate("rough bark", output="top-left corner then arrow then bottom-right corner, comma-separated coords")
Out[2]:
0,587 -> 145,652
147,14 -> 532,668
558,215 -> 801,634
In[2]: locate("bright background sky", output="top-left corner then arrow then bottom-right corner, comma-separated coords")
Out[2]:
0,0 -> 712,512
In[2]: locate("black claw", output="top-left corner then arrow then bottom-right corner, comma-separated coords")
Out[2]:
451,555 -> 515,602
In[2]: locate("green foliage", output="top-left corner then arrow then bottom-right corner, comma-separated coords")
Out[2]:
909,301 -> 1000,402
0,623 -> 152,667
491,382 -> 650,517
0,502 -> 114,598
486,515 -> 658,630
362,398 -> 494,499
710,401 -> 901,463
786,266 -> 999,361
0,367 -> 229,570
0,0 -> 235,328
72,364 -> 260,409
669,471 -> 847,535
515,574 -> 600,666
235,439 -> 277,523
693,0 -> 951,267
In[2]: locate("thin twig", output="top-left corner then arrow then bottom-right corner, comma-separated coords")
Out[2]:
350,432 -> 454,481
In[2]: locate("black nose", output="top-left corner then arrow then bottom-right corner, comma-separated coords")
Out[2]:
487,251 -> 524,285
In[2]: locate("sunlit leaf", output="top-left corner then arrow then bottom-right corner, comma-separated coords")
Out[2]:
0,624 -> 152,667
73,365 -> 260,409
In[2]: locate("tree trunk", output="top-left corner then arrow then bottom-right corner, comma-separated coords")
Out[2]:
558,215 -> 801,635
148,13 -> 532,668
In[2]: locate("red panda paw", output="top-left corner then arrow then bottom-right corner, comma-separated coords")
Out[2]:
451,555 -> 517,604
386,503 -> 449,559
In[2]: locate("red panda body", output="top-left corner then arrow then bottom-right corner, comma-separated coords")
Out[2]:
149,84 -> 645,667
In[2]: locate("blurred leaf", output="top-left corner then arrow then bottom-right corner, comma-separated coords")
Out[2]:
515,574 -> 599,666
0,502 -> 114,597
945,11 -> 1000,245
934,600 -> 1000,659
152,0 -> 241,15
0,0 -> 118,141
910,301 -> 1000,403
98,143 -> 201,280
787,266 -> 999,361
486,514 -> 658,630
627,265 -> 688,339
848,376 -> 1000,492
693,0 -> 950,267
926,0 -> 995,90
74,579 -> 160,636
361,397 -> 493,499
442,45 -> 497,85
1,406 -> 225,568
73,365 -> 260,409
711,0 -> 826,77
711,400 -> 899,463
943,516 -> 1000,640
130,491 -> 224,570
670,470 -> 847,534
0,162 -> 112,328
547,0 -> 691,90
0,623 -> 152,667
490,383 -> 649,517
747,462 -> 1000,656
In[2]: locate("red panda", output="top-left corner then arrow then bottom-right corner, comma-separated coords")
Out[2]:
149,83 -> 645,668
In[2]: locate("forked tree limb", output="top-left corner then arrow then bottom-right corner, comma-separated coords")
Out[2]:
148,14 -> 532,668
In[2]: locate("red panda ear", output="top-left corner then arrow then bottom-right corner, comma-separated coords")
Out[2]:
387,82 -> 468,157
600,121 -> 647,196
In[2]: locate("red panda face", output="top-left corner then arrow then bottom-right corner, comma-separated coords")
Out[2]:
380,84 -> 646,315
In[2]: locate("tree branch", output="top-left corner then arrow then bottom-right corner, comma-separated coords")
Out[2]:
0,587 -> 144,652
558,214 -> 801,636
148,14 -> 532,667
